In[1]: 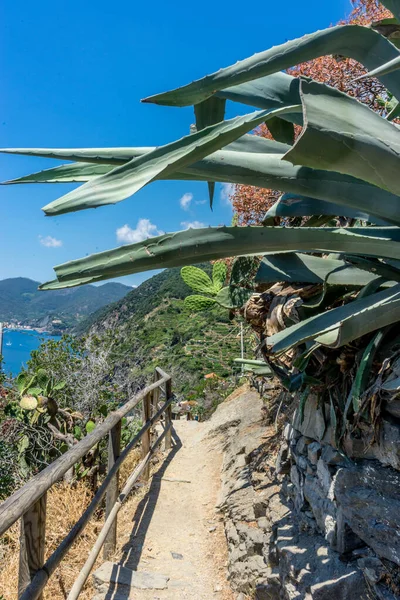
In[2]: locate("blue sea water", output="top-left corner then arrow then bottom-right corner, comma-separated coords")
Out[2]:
1,329 -> 61,377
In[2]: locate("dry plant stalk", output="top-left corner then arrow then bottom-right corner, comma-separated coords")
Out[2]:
0,448 -> 142,600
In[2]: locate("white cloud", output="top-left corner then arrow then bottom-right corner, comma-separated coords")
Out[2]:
39,235 -> 63,248
116,219 -> 161,244
220,183 -> 235,206
195,199 -> 207,205
181,220 -> 206,230
179,192 -> 193,211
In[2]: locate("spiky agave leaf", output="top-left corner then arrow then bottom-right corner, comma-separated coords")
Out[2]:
217,73 -> 302,124
380,0 -> 400,22
267,283 -> 400,353
143,25 -> 400,106
255,253 -> 398,287
263,193 -> 391,226
4,134 -> 400,227
40,227 -> 400,290
284,80 -> 400,197
41,106 -> 299,216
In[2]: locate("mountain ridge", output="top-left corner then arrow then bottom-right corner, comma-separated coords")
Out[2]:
0,277 -> 132,329
77,265 -> 244,404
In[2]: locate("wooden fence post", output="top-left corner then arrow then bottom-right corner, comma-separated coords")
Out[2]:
141,392 -> 151,481
103,421 -> 121,560
18,493 -> 47,600
165,378 -> 172,450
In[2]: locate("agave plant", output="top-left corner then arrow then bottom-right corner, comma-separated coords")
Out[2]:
2,0 -> 400,437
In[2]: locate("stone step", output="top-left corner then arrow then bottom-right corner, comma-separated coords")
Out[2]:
93,561 -> 169,598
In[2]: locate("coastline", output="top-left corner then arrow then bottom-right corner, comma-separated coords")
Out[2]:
4,326 -> 61,336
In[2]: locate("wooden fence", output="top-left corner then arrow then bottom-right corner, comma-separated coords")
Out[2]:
0,367 -> 174,600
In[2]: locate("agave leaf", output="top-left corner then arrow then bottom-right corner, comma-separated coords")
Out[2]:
357,276 -> 387,299
268,283 -> 400,353
285,80 -> 400,197
243,364 -> 273,376
142,25 -> 400,106
262,193 -> 392,226
234,359 -> 273,376
266,116 -> 295,144
382,375 -> 400,390
2,162 -> 115,184
1,135 -> 288,184
255,253 -> 396,287
194,96 -> 226,207
381,0 -> 400,21
0,147 -> 151,164
212,261 -> 227,291
40,276 -> 103,289
194,96 -> 226,130
344,329 -> 388,429
4,136 -> 400,227
215,286 -> 254,309
358,53 -> 400,78
182,151 -> 400,226
180,266 -> 215,294
344,255 -> 400,283
184,295 -> 216,311
233,358 -> 267,366
216,72 -> 303,125
40,226 -> 400,289
2,160 -> 209,185
0,134 -> 286,164
42,107 -> 299,216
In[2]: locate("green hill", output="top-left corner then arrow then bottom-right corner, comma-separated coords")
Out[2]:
78,266 -> 246,404
0,277 -> 131,329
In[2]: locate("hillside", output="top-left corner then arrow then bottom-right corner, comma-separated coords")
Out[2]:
0,277 -> 131,330
78,265 -> 248,403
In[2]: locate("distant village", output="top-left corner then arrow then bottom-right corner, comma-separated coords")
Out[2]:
2,318 -> 65,334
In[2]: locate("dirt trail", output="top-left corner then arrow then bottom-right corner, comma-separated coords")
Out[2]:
112,419 -> 234,600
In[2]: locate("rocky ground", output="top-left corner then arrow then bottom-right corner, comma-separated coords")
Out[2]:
92,384 -> 400,600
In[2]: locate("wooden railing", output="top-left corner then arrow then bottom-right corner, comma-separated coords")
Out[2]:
0,367 -> 174,600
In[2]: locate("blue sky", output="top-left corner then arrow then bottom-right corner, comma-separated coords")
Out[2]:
1,0 -> 350,288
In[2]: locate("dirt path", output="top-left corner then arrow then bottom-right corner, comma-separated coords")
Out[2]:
112,419 -> 234,600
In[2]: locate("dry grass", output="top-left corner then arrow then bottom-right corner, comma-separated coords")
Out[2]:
0,448 -> 143,600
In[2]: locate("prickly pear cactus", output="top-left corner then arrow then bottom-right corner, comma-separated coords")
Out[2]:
181,266 -> 216,294
184,295 -> 216,311
230,256 -> 259,287
19,395 -> 38,410
216,286 -> 254,309
212,261 -> 227,292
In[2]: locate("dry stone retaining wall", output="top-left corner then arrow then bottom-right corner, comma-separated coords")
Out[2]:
210,386 -> 400,599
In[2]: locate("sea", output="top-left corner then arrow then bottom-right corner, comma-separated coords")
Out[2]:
1,329 -> 61,377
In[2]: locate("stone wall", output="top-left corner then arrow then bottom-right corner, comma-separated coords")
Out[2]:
210,386 -> 400,599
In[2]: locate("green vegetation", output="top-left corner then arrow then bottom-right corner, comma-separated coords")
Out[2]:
0,277 -> 131,329
2,1 -> 400,449
78,265 -> 248,399
0,265 -> 250,497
